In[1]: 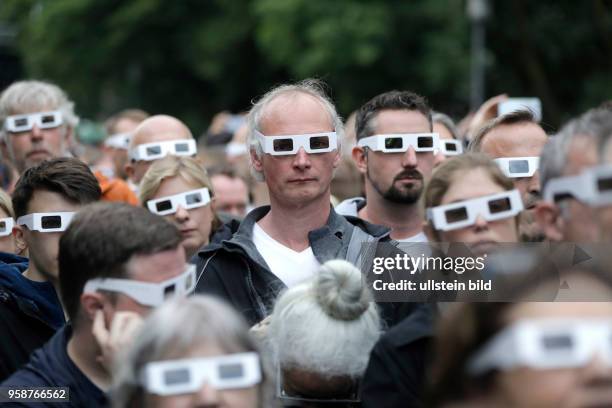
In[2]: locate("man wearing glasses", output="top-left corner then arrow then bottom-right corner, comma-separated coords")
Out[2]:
0,158 -> 101,381
336,90 -> 437,242
1,203 -> 193,407
195,80 -> 414,328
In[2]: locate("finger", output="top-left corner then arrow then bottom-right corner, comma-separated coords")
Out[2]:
92,310 -> 110,346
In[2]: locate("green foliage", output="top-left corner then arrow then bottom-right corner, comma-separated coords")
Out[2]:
1,0 -> 610,132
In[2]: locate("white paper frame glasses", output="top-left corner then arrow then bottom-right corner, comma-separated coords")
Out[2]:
83,264 -> 196,308
494,156 -> 540,178
427,190 -> 523,232
255,130 -> 337,156
357,133 -> 439,153
439,139 -> 463,156
147,188 -> 211,216
16,212 -> 75,233
4,111 -> 63,133
468,319 -> 612,375
142,352 -> 262,396
129,139 -> 197,162
543,165 -> 612,207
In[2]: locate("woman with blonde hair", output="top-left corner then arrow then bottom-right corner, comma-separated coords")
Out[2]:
140,156 -> 226,260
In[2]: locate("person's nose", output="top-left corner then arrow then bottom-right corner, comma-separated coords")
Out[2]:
174,205 -> 190,223
192,382 -> 220,407
580,355 -> 612,385
473,214 -> 489,231
401,146 -> 418,168
527,171 -> 541,200
30,124 -> 44,142
292,147 -> 312,170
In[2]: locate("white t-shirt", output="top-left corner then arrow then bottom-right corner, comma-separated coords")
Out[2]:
252,223 -> 320,288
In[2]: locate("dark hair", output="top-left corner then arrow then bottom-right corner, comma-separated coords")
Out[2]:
59,202 -> 182,324
355,90 -> 432,141
468,110 -> 538,153
427,255 -> 612,406
12,157 -> 101,218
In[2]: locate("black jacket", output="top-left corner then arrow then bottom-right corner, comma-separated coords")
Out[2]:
1,325 -> 107,407
360,303 -> 437,408
0,253 -> 65,382
194,205 -> 419,328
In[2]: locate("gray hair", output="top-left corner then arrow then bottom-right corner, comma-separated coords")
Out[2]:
540,108 -> 612,190
432,111 -> 459,140
468,109 -> 537,153
246,79 -> 344,182
268,259 -> 381,379
111,296 -> 272,408
0,80 -> 79,139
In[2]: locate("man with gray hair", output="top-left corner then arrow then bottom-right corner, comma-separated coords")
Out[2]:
194,79 -> 410,327
537,108 -> 612,242
0,80 -> 78,174
468,110 -> 548,241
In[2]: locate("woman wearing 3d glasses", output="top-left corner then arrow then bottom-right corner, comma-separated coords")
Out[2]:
424,153 -> 522,255
427,259 -> 612,407
140,156 -> 224,260
111,295 -> 272,407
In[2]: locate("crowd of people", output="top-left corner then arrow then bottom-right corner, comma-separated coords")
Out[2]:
0,77 -> 610,408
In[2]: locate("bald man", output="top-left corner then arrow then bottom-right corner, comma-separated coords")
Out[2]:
125,115 -> 196,190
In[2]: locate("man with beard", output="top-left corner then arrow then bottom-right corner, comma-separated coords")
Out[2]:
468,110 -> 548,241
336,90 -> 437,242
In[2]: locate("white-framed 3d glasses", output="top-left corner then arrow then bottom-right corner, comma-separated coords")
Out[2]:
357,133 -> 439,153
255,130 -> 337,156
83,264 -> 196,307
4,111 -> 63,133
427,189 -> 523,232
468,319 -> 612,375
142,352 -> 262,396
543,164 -> 612,207
129,139 -> 197,161
494,156 -> 540,178
104,133 -> 131,150
0,217 -> 14,237
439,139 -> 463,156
147,188 -> 211,216
16,212 -> 75,233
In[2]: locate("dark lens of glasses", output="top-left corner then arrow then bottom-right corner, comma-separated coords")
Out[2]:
384,137 -> 403,149
445,207 -> 468,223
164,284 -> 176,298
509,160 -> 529,174
417,136 -> 433,148
40,114 -> 56,125
488,197 -> 512,214
14,118 -> 28,127
41,216 -> 62,229
542,334 -> 573,350
175,143 -> 189,152
445,142 -> 457,151
309,136 -> 329,150
273,139 -> 294,152
185,193 -> 202,205
146,145 -> 162,155
164,368 -> 191,385
218,363 -> 244,379
156,200 -> 173,212
0,221 -> 7,231
597,176 -> 612,192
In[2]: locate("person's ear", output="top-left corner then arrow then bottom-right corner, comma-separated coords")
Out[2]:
124,162 -> 135,180
332,149 -> 341,169
250,149 -> 264,174
12,225 -> 27,256
80,292 -> 107,323
352,146 -> 367,174
535,201 -> 563,242
64,126 -> 74,146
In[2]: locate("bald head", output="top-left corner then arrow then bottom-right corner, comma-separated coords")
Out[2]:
129,115 -> 193,149
125,115 -> 195,185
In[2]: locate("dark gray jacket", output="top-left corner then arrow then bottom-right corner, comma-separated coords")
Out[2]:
194,205 -> 420,327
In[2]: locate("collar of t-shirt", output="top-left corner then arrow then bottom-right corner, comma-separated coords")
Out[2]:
252,223 -> 321,288
396,231 -> 429,243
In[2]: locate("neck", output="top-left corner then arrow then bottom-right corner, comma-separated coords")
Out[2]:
67,324 -> 111,392
360,185 -> 423,240
258,194 -> 331,251
22,264 -> 46,283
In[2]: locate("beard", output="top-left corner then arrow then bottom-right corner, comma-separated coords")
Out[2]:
367,167 -> 424,205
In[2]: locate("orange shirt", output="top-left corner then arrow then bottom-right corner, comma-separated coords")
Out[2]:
94,171 -> 139,206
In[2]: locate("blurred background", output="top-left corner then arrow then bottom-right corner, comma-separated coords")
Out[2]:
0,0 -> 610,139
